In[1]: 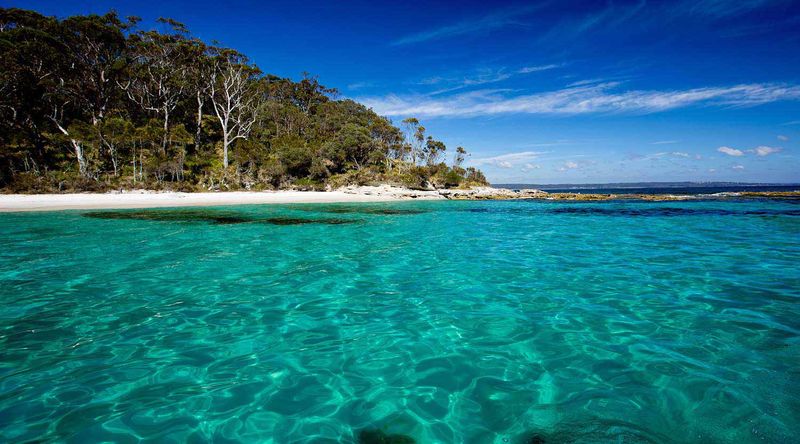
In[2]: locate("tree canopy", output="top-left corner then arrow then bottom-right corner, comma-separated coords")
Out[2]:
0,8 -> 488,192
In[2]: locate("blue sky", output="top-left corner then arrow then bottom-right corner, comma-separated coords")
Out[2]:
5,0 -> 800,184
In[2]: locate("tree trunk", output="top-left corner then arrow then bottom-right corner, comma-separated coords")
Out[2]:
71,139 -> 87,177
161,108 -> 169,156
223,132 -> 229,168
51,119 -> 88,177
196,91 -> 204,148
132,146 -> 136,184
110,147 -> 118,177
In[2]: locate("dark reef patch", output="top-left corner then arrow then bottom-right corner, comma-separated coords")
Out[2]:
357,429 -> 416,444
301,207 -> 427,215
83,210 -> 252,224
83,210 -> 357,225
527,433 -> 547,444
263,217 -> 356,225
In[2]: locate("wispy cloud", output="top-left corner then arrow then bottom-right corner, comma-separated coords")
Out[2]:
360,82 -> 800,118
472,151 -> 548,168
777,135 -> 789,141
684,0 -> 776,19
718,146 -> 745,156
732,164 -> 745,170
391,4 -> 544,46
631,151 -> 697,161
419,69 -> 513,95
416,64 -> 562,95
517,64 -> 562,74
347,81 -> 375,91
537,1 -> 647,46
652,140 -> 680,145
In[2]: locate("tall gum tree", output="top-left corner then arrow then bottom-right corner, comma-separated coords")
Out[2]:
60,12 -> 132,176
209,50 -> 262,168
119,19 -> 190,156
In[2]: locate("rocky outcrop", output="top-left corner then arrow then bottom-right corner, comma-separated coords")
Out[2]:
437,186 -> 547,199
337,185 -> 445,200
337,185 -> 800,201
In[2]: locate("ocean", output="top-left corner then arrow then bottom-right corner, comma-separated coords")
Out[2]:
1,198 -> 798,443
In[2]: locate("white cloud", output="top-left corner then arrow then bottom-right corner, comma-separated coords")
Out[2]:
565,161 -> 579,169
472,151 -> 548,168
753,145 -> 782,156
360,83 -> 800,118
671,152 -> 690,157
652,140 -> 679,145
732,165 -> 745,170
708,168 -> 717,172
522,163 -> 541,171
718,146 -> 744,156
777,135 -> 789,141
517,64 -> 561,74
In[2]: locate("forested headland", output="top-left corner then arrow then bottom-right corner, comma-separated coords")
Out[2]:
0,8 -> 488,193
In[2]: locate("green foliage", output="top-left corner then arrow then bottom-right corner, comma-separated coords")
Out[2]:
0,7 -> 489,192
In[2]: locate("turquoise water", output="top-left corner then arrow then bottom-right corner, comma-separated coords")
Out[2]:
1,199 -> 799,443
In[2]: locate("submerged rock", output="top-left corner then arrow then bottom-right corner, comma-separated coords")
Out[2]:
263,217 -> 357,225
304,206 -> 427,215
357,429 -> 416,444
528,433 -> 547,444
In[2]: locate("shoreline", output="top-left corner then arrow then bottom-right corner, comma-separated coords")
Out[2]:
0,186 -> 798,213
0,189 -> 437,213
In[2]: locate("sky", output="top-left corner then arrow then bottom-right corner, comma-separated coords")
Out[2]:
5,0 -> 800,184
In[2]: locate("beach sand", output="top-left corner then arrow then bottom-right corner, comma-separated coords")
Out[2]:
0,189 -> 443,212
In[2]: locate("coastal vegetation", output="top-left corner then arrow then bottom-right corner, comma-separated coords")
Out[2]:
0,8 -> 488,193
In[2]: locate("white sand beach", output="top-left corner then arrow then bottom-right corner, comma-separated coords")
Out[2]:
0,188 -> 442,212
0,186 -> 555,212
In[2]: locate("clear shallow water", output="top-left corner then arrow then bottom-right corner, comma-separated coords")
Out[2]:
1,199 -> 799,443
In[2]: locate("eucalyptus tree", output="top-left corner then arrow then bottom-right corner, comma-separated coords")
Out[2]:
209,50 -> 263,168
294,72 -> 337,115
59,12 -> 133,176
454,146 -> 467,167
120,19 -> 192,156
0,9 -> 75,173
0,7 -> 490,191
424,136 -> 446,166
185,38 -> 214,149
401,117 -> 419,164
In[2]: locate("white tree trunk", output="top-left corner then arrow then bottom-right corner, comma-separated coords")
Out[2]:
51,119 -> 88,177
223,132 -> 229,168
